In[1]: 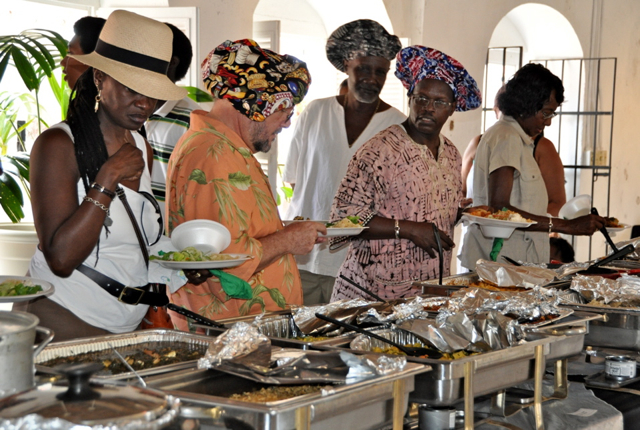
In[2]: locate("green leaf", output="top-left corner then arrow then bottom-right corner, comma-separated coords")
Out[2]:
183,85 -> 213,103
188,169 -> 207,184
4,153 -> 30,181
13,38 -> 52,77
0,172 -> 25,222
228,172 -> 252,190
0,52 -> 10,84
11,47 -> 39,91
252,284 -> 268,298
281,186 -> 293,200
237,147 -> 252,158
267,288 -> 287,309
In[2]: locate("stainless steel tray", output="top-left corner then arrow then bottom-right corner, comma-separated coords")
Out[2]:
330,327 -> 579,406
196,312 -> 356,349
35,329 -> 217,380
145,363 -> 428,430
562,300 -> 640,350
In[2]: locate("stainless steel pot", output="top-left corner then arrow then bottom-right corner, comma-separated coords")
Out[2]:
0,311 -> 53,398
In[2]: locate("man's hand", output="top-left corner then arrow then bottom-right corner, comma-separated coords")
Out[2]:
283,221 -> 327,254
183,269 -> 213,285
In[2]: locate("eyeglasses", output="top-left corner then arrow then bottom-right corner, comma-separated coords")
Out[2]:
411,95 -> 454,110
540,110 -> 558,120
283,109 -> 295,123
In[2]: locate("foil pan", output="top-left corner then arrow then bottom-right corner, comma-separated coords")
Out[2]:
357,296 -> 449,325
196,312 -> 358,348
292,298 -> 378,335
198,323 -> 407,385
475,259 -> 557,288
35,329 -> 216,380
570,274 -> 640,309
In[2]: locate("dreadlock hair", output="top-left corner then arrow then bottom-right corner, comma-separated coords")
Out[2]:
66,68 -> 110,195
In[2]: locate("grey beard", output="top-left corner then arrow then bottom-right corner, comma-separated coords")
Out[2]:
353,91 -> 378,104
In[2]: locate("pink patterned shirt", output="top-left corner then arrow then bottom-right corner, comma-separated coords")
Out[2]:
330,125 -> 463,300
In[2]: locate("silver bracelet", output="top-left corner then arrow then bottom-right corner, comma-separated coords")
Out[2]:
394,219 -> 400,240
83,196 -> 110,215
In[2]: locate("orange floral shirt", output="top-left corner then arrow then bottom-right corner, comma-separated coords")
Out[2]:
166,110 -> 301,331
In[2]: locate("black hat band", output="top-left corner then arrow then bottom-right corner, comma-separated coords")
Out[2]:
95,39 -> 169,75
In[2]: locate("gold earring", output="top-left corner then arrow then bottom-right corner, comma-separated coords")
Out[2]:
94,89 -> 102,113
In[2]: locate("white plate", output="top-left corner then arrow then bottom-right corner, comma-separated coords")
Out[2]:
606,224 -> 630,235
320,227 -> 368,237
461,214 -> 536,239
151,254 -> 253,270
0,276 -> 55,303
282,220 -> 329,226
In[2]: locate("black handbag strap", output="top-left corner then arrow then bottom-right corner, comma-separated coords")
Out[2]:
76,186 -> 168,306
117,186 -> 149,267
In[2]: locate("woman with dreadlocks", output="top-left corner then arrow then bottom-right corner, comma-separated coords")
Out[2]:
19,11 -> 189,341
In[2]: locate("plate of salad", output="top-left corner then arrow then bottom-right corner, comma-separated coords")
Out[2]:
0,276 -> 54,303
321,216 -> 368,237
150,246 -> 253,270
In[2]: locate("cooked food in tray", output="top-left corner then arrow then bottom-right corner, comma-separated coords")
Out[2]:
469,280 -> 528,292
39,345 -> 206,375
0,279 -> 43,297
294,335 -> 331,342
466,207 -> 532,222
228,385 -> 324,402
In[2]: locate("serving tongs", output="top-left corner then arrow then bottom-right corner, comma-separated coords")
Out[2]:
315,313 -> 441,358
167,303 -> 226,328
339,275 -> 387,303
589,207 -> 635,269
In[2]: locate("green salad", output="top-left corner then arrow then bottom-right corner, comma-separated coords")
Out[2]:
150,246 -> 234,262
0,280 -> 43,297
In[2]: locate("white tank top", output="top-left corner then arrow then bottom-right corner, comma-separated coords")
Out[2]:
30,122 -> 162,333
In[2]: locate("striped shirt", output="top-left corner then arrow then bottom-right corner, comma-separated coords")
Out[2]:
146,97 -> 201,218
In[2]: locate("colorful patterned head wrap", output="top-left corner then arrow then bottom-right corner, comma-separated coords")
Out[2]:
201,39 -> 311,122
326,19 -> 402,72
395,46 -> 481,112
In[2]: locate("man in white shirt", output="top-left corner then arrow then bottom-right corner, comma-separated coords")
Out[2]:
146,23 -> 200,220
283,19 -> 406,304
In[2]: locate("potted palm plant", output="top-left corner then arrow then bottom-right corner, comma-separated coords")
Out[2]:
0,28 -> 67,276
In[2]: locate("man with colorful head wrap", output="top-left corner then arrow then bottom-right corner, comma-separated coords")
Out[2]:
283,19 -> 406,305
166,40 -> 326,329
329,46 -> 481,301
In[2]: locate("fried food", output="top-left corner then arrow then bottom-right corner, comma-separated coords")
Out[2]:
294,336 -> 331,342
605,217 -> 622,228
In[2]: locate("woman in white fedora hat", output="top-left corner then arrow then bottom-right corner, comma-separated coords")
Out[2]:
18,10 -> 193,341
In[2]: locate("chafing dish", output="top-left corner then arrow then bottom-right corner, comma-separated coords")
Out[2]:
144,362 -> 428,430
195,312 -> 355,349
35,329 -> 217,380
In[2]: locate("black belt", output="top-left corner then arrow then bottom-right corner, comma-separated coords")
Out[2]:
77,264 -> 169,307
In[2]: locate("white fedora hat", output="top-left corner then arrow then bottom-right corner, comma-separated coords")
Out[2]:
70,10 -> 186,101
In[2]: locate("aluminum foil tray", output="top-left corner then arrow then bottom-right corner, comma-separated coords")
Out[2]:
196,312 -> 356,349
145,363 -> 427,430
332,327 -> 578,406
35,329 -> 217,380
